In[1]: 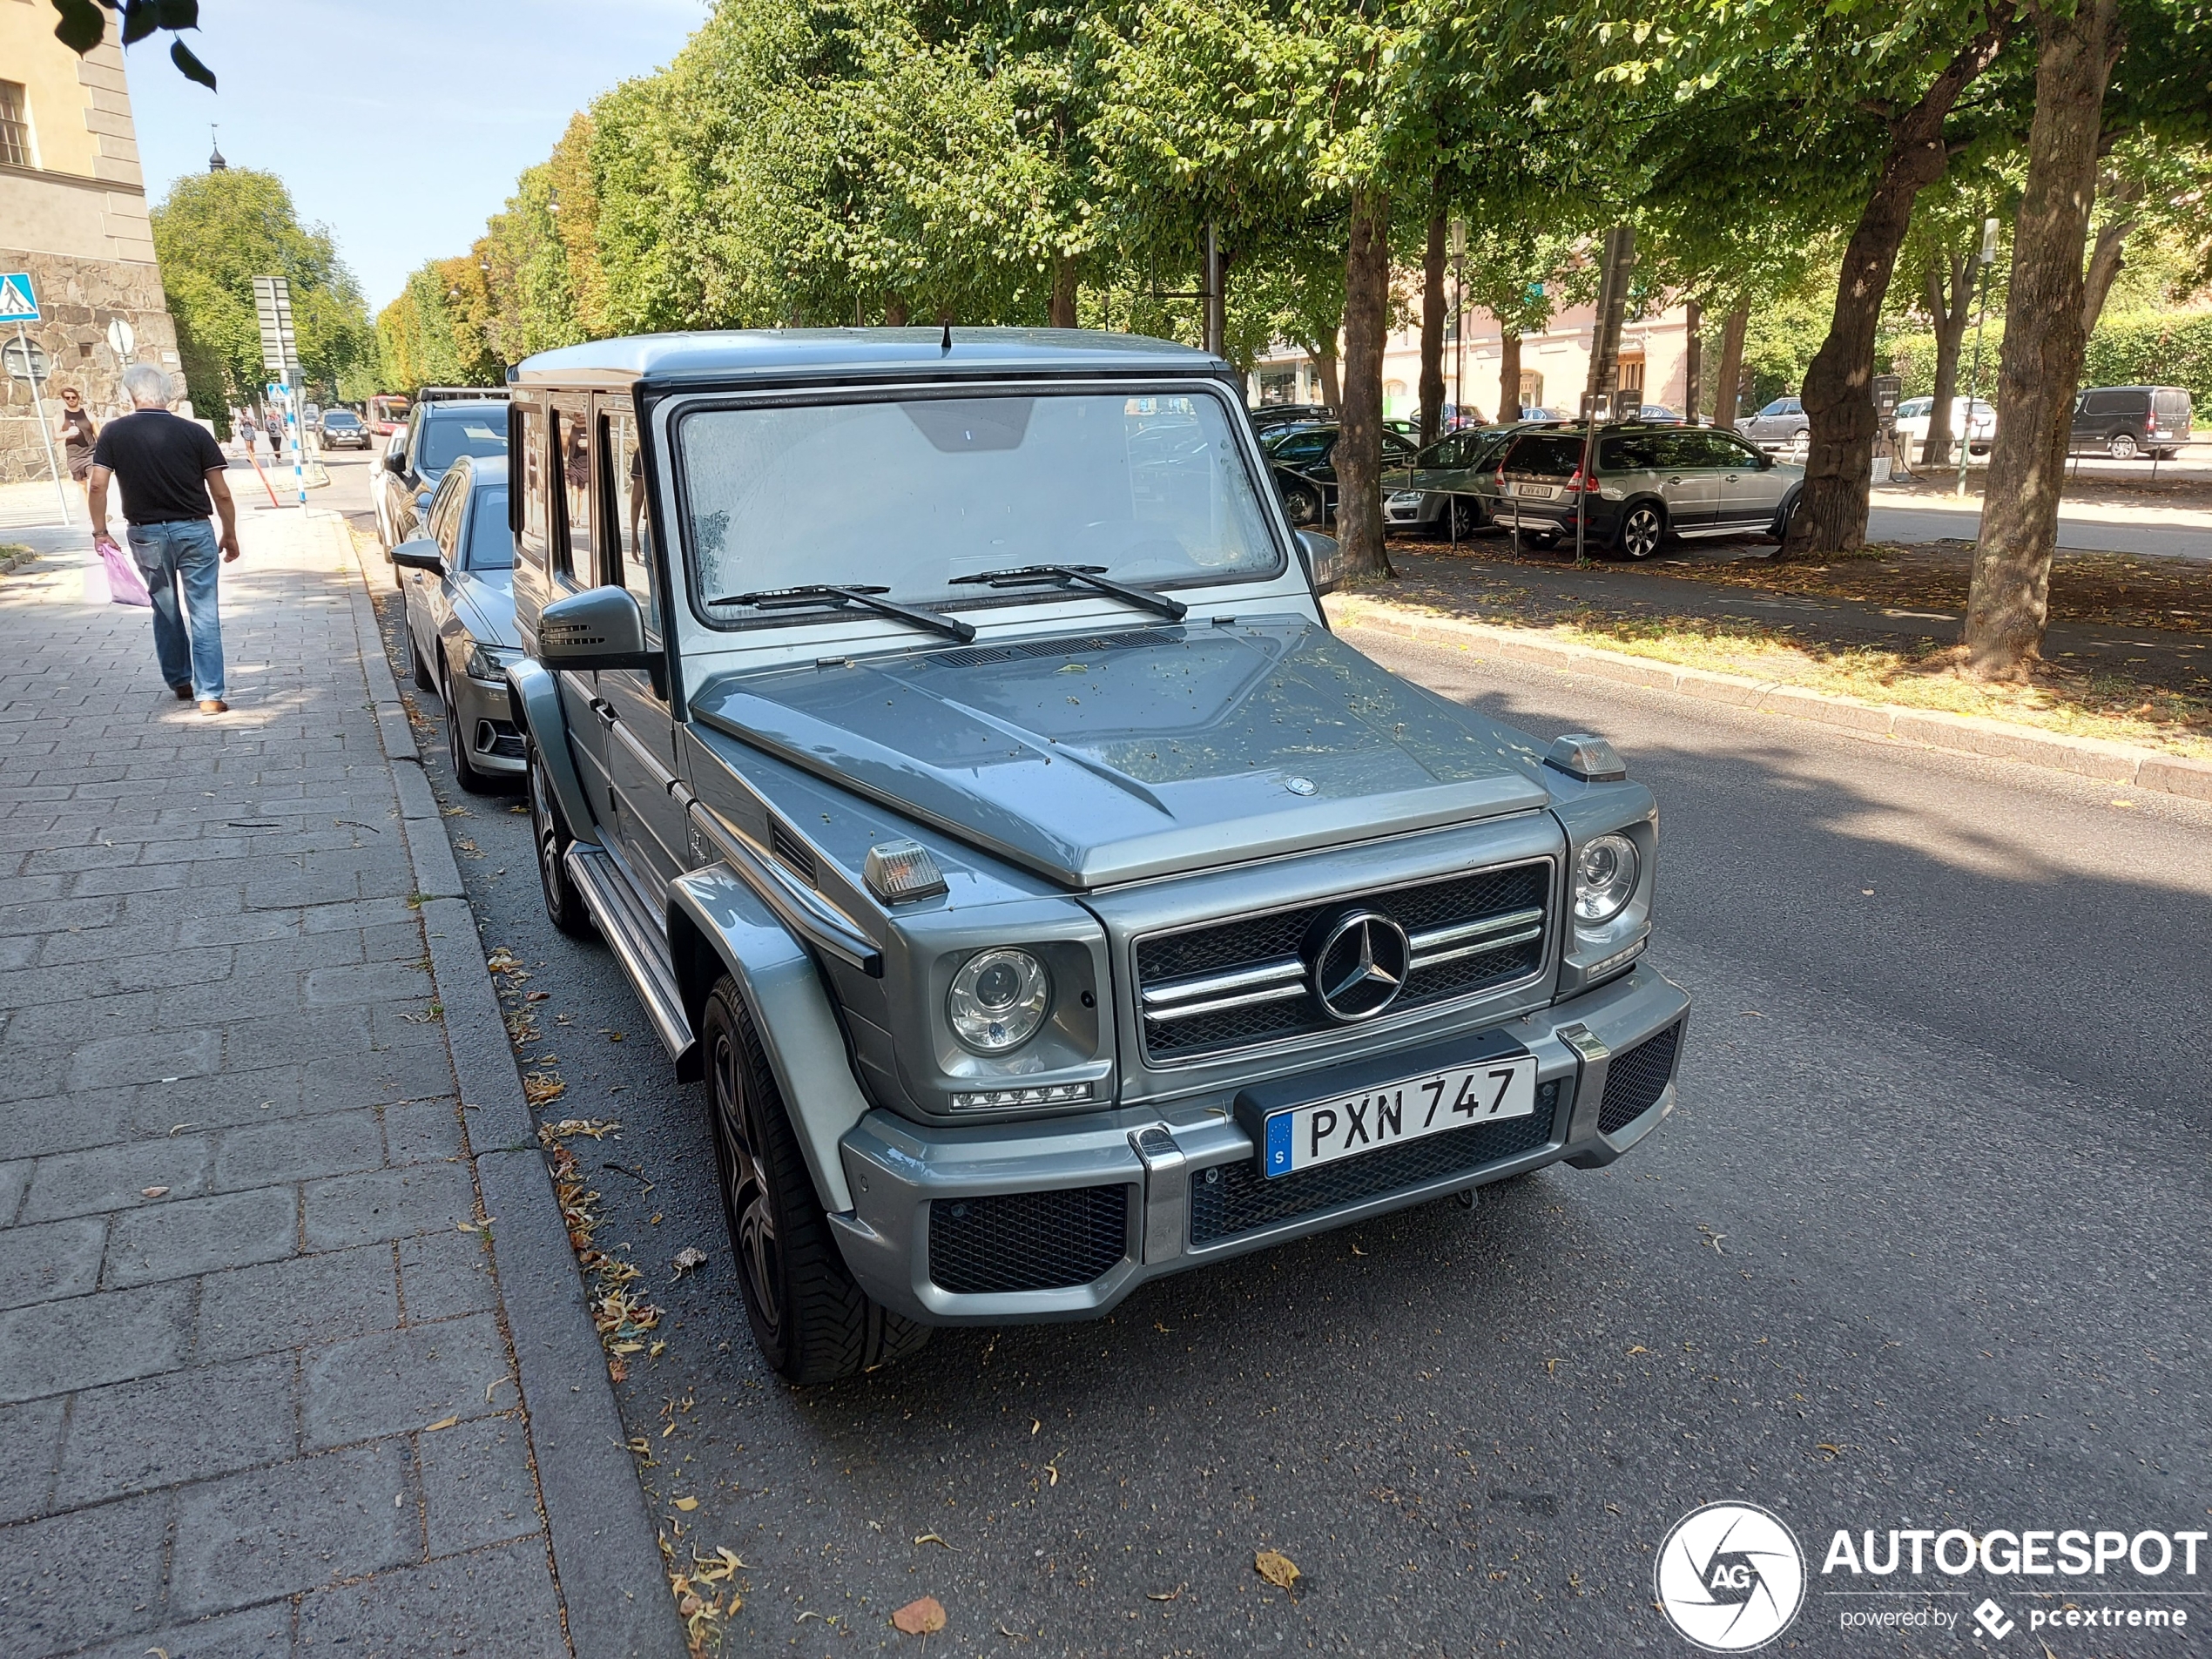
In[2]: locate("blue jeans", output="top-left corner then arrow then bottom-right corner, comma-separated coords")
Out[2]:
127,520 -> 225,701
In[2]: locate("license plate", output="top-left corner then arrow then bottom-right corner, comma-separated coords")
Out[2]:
1515,482 -> 1554,499
1262,1054 -> 1539,1177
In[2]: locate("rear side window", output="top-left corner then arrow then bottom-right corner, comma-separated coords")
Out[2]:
1502,434 -> 1584,477
1600,434 -> 1667,470
2081,390 -> 2135,415
465,488 -> 513,571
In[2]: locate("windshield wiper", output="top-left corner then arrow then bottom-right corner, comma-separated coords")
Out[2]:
709,584 -> 976,644
946,563 -> 1188,621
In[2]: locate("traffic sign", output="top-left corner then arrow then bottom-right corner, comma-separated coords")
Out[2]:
0,273 -> 37,325
251,273 -> 300,381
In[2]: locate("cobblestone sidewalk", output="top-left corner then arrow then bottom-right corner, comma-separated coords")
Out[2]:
0,509 -> 668,1656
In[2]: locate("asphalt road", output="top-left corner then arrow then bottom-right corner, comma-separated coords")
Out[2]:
346,446 -> 2210,1657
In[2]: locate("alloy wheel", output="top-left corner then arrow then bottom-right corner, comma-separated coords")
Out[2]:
2108,433 -> 2139,461
529,754 -> 563,916
1621,504 -> 1662,560
711,1024 -> 783,1338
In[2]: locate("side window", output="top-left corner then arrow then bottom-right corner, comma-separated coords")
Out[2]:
601,407 -> 658,641
429,473 -> 466,561
517,405 -> 549,568
551,397 -> 595,584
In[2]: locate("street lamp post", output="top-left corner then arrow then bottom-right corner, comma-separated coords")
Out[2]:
1956,215 -> 2000,498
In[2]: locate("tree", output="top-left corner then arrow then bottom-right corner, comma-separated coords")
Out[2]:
149,170 -> 376,417
1895,177 -> 2013,465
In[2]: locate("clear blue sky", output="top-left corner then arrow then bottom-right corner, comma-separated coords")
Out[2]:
126,0 -> 706,313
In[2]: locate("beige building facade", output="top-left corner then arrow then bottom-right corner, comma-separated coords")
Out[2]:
1252,294 -> 1698,426
0,0 -> 180,482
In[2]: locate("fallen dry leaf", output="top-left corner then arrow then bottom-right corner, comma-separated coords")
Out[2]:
423,1415 -> 460,1432
892,1595 -> 948,1635
526,989 -> 551,1001
1146,1584 -> 1185,1602
1255,1548 -> 1301,1589
140,1185 -> 169,1199
672,1246 -> 708,1278
672,1496 -> 699,1512
612,1340 -> 645,1355
608,1358 -> 628,1383
1626,1345 -> 1649,1356
914,1531 -> 954,1549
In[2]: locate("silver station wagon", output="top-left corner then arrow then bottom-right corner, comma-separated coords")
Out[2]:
501,329 -> 1691,1382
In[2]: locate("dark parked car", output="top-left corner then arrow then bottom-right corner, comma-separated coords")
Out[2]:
2070,386 -> 2192,460
391,455 -> 523,792
1263,421 -> 1420,524
374,395 -> 509,569
503,327 -> 1689,1383
318,408 -> 370,449
1386,423 -> 1546,537
1495,424 -> 1802,558
1250,402 -> 1335,434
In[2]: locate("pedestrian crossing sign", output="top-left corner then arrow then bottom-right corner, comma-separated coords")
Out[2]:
0,273 -> 37,324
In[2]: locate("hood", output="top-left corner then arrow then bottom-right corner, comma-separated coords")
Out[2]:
452,571 -> 517,651
690,616 -> 1550,887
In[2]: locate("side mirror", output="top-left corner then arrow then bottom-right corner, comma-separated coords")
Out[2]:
384,449 -> 407,475
391,538 -> 443,574
1296,529 -> 1341,597
539,585 -> 658,671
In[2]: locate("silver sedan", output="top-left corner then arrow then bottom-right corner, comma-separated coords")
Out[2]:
392,454 -> 524,791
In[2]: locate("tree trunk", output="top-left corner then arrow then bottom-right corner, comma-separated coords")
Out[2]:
1683,300 -> 1703,422
1963,0 -> 2121,680
1712,308 -> 1748,428
1920,247 -> 1976,468
1338,188 -> 1394,580
885,296 -> 910,327
1419,212 -> 1448,445
2080,216 -> 2133,333
1781,15 -> 2014,559
1313,344 -> 1340,408
1049,257 -> 1079,329
1499,329 -> 1521,421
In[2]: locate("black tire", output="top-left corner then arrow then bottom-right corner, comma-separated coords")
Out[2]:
527,740 -> 596,938
1614,501 -> 1666,561
1772,490 -> 1802,545
1279,476 -> 1325,529
1447,495 -> 1483,539
442,669 -> 501,794
702,976 -> 928,1385
2107,432 -> 2139,461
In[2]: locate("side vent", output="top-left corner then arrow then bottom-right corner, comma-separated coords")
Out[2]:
768,820 -> 818,885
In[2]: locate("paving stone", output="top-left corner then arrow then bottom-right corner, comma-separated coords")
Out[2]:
195,1244 -> 401,1364
302,1162 -> 475,1251
0,1215 -> 108,1310
66,1026 -> 222,1091
0,1490 -> 171,1653
302,960 -> 435,1008
0,1156 -> 25,1224
55,1351 -> 297,1504
174,908 -> 300,948
172,1440 -> 415,1616
244,864 -> 362,909
302,1313 -> 509,1450
0,1045 -> 71,1106
71,861 -> 195,897
5,990 -> 159,1047
19,1137 -> 213,1223
420,1414 -> 542,1555
0,1397 -> 65,1522
294,1537 -> 566,1658
103,1185 -> 299,1289
213,1109 -> 383,1190
67,1602 -> 294,1659
396,1230 -> 498,1323
0,1281 -> 192,1404
384,1099 -> 465,1167
220,1006 -> 371,1075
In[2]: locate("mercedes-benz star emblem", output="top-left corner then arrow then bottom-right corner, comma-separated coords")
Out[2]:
1306,909 -> 1412,1022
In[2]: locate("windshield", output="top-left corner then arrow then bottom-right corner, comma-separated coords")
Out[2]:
326,412 -> 359,426
679,391 -> 1280,625
464,486 -> 512,570
419,412 -> 508,473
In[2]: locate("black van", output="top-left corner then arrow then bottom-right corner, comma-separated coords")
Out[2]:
2070,386 -> 2192,460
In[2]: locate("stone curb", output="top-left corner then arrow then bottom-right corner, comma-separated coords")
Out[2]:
1327,596 -> 2212,803
325,514 -> 682,1659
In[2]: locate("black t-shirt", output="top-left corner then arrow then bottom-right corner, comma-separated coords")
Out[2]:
91,410 -> 228,523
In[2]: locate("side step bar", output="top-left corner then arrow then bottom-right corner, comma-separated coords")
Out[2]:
563,846 -> 695,1062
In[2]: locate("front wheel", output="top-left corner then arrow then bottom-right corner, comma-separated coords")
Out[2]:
1789,428 -> 1811,462
1447,495 -> 1483,539
443,670 -> 501,795
527,742 -> 596,938
1615,502 -> 1665,561
703,977 -> 928,1385
1279,476 -> 1325,529
2107,432 -> 2140,461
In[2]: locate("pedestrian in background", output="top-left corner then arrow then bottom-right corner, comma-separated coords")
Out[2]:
87,363 -> 240,714
237,409 -> 259,461
53,387 -> 98,512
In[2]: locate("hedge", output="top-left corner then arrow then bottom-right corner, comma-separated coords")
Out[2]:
1878,307 -> 2211,413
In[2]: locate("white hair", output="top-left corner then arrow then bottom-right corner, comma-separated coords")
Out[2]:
120,362 -> 173,408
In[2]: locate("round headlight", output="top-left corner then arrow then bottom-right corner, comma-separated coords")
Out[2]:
948,948 -> 1051,1053
1574,833 -> 1640,923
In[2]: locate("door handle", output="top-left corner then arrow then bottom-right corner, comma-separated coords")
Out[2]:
590,698 -> 617,728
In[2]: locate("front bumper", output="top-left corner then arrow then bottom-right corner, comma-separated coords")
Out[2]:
829,962 -> 1689,1325
448,671 -> 527,775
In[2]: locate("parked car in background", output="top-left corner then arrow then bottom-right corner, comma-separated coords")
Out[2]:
318,408 -> 371,449
2070,386 -> 2192,460
1633,405 -> 1682,424
1250,402 -> 1334,435
1263,421 -> 1420,523
374,397 -> 509,569
1893,396 -> 1994,455
1518,406 -> 1568,422
500,328 -> 1689,1384
1495,424 -> 1802,558
1737,396 -> 1811,457
392,455 -> 522,792
1386,422 -> 1547,537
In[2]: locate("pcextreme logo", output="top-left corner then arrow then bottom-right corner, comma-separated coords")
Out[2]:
1655,1502 -> 1809,1652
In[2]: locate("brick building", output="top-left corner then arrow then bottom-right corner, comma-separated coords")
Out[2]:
0,2 -> 181,483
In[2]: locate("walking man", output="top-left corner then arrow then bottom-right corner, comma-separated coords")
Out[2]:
88,363 -> 240,714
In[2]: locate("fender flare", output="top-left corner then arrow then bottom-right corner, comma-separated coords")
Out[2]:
1770,484 -> 1804,540
503,658 -> 600,847
668,864 -> 865,1215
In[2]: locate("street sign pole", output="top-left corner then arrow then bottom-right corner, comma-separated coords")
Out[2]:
14,320 -> 74,527
253,274 -> 307,509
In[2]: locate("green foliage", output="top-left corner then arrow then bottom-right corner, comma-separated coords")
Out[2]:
148,169 -> 376,416
2081,309 -> 2212,409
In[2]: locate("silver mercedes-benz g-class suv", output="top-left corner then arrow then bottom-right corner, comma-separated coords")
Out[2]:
502,329 -> 1690,1383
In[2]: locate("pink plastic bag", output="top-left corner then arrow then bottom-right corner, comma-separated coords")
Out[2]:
97,539 -> 152,608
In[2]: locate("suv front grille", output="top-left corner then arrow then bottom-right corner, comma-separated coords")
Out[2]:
1190,1081 -> 1561,1244
927,1184 -> 1131,1294
1134,860 -> 1552,1062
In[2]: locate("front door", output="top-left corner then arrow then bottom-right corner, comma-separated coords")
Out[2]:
1649,430 -> 1720,529
1705,431 -> 1783,528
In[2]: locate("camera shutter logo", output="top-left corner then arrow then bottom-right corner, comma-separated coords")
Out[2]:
1654,1502 -> 1806,1652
